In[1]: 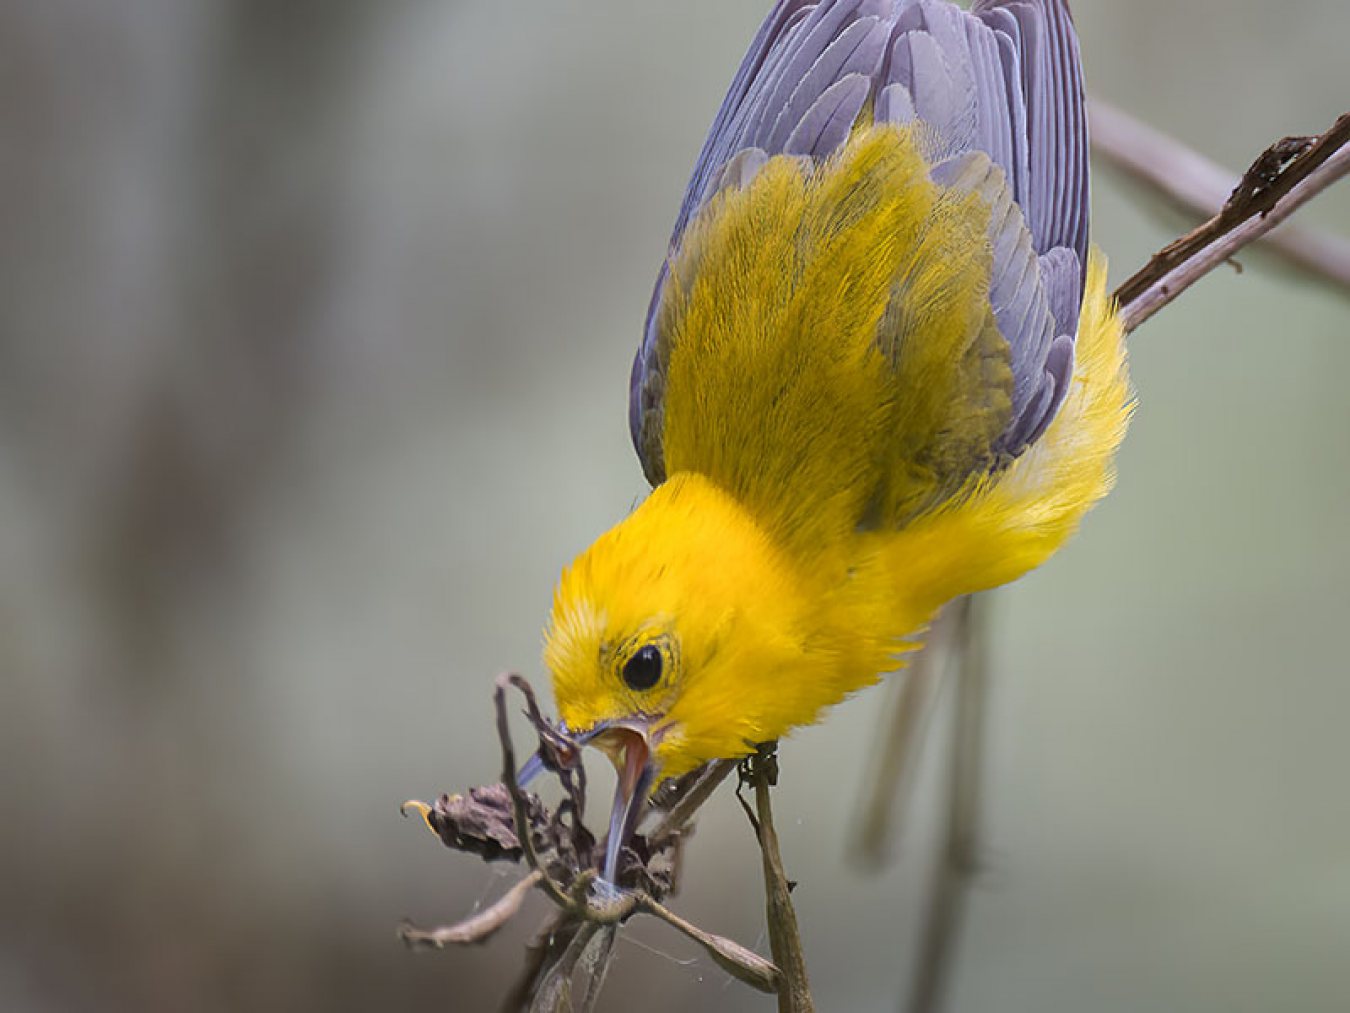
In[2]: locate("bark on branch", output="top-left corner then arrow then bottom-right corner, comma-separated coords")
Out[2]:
1110,109 -> 1350,332
1091,101 -> 1350,296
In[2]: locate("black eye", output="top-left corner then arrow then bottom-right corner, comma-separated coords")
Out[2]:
622,644 -> 663,691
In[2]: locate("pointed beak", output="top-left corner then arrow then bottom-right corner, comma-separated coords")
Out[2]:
591,722 -> 657,885
514,748 -> 549,788
513,718 -> 658,887
514,720 -> 579,788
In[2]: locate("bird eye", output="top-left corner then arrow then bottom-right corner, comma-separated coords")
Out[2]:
621,643 -> 663,691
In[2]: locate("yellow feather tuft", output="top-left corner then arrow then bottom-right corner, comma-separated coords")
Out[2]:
868,248 -> 1134,616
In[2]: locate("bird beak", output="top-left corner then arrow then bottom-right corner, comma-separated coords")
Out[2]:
590,720 -> 657,885
513,717 -> 658,887
514,720 -> 577,788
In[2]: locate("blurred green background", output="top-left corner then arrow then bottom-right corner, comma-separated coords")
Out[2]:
2,1 -> 1347,1010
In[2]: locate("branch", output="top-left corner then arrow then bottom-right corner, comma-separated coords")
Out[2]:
739,745 -> 814,1013
398,870 -> 543,950
636,894 -> 780,994
493,674 -> 579,912
650,759 -> 738,843
906,595 -> 987,1013
400,673 -> 781,1009
1112,109 -> 1350,333
850,602 -> 962,869
1091,101 -> 1350,297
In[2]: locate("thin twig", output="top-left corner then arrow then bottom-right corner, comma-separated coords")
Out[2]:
501,915 -> 568,1013
636,895 -> 781,993
1114,110 -> 1350,332
906,595 -> 987,1013
744,746 -> 815,1013
1091,100 -> 1350,295
575,927 -> 619,1013
531,921 -> 602,1012
494,674 -> 575,910
398,870 -> 544,949
651,759 -> 739,843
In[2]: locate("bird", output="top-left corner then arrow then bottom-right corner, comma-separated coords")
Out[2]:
529,0 -> 1132,885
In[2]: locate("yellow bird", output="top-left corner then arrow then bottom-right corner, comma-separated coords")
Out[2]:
532,0 -> 1132,883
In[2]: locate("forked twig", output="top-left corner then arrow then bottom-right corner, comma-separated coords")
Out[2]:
401,673 -> 781,1008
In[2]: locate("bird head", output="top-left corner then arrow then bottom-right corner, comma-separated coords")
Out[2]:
540,471 -> 821,883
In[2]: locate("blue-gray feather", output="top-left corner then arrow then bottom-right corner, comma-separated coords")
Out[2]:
632,0 -> 1090,483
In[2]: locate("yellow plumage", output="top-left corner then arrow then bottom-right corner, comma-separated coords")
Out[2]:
545,124 -> 1132,780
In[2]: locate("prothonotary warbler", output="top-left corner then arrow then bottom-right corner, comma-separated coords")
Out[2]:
525,0 -> 1133,885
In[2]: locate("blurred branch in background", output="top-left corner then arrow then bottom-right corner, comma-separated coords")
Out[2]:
906,596 -> 985,1013
850,602 -> 961,869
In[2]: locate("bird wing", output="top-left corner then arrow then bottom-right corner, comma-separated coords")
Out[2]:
631,0 -> 1089,486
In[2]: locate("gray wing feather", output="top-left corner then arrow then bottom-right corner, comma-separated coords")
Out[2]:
666,2 -> 817,243
965,18 -> 1016,193
888,29 -> 977,160
875,81 -> 916,123
713,147 -> 772,194
785,74 -> 875,157
769,14 -> 889,152
880,0 -> 1087,455
632,0 -> 1091,480
1038,245 -> 1083,339
974,0 -> 1088,264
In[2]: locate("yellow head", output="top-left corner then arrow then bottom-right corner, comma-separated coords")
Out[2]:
545,471 -> 832,785
547,470 -> 847,881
